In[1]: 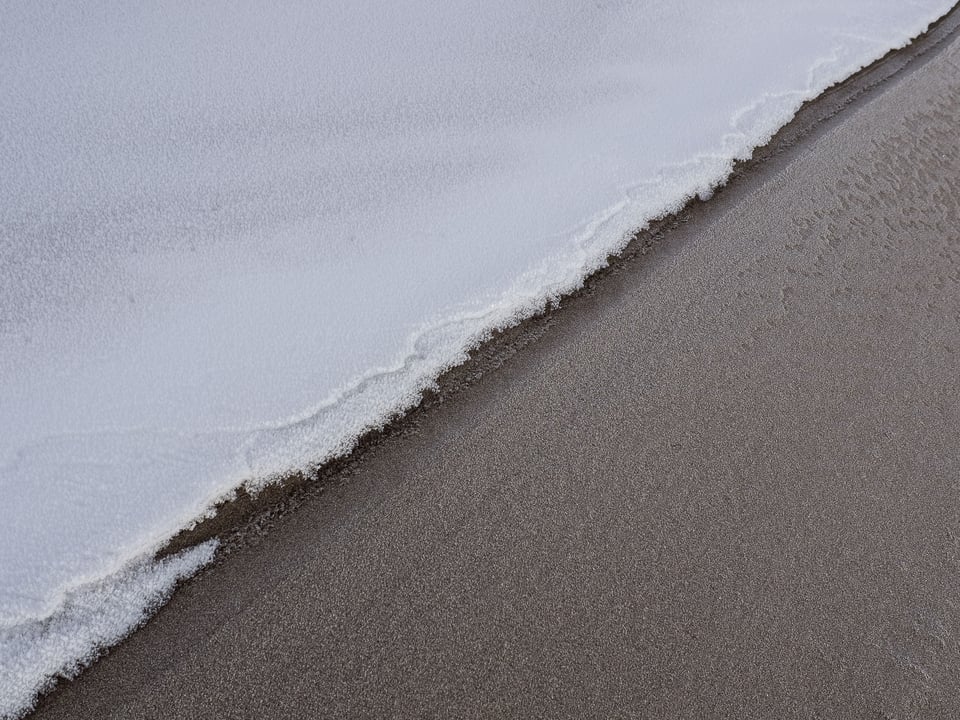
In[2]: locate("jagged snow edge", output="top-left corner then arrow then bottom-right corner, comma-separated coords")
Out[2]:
0,541 -> 217,720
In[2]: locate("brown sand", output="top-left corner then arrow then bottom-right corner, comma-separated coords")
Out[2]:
32,13 -> 960,720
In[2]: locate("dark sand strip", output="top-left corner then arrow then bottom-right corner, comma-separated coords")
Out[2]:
34,17 -> 960,720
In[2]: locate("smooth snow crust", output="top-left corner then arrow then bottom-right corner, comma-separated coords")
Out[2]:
0,1 -> 954,716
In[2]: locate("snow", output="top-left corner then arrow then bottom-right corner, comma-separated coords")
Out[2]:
0,0 -> 954,715
0,542 -> 216,719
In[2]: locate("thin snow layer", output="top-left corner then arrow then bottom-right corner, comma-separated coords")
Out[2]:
0,0 -> 953,712
0,541 -> 216,720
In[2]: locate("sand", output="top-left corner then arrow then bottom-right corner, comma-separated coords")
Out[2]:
30,10 -> 960,720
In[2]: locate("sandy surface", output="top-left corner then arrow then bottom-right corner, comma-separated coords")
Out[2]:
32,15 -> 960,720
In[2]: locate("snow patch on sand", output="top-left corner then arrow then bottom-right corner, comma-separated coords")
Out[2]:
0,1 -> 955,715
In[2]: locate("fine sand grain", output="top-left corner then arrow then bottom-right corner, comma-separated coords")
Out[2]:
31,12 -> 960,720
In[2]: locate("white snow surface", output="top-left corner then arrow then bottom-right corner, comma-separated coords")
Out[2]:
0,0 -> 954,715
